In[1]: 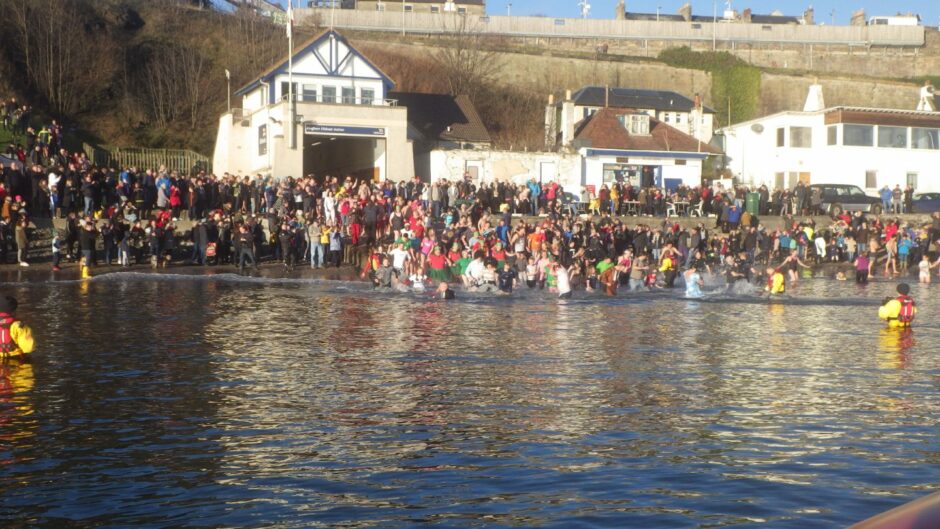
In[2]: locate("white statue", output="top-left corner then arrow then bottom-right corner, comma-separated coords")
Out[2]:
917,81 -> 936,112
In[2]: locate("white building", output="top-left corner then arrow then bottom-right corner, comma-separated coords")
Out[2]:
213,29 -> 413,181
426,104 -> 720,194
547,86 -> 716,146
720,83 -> 940,192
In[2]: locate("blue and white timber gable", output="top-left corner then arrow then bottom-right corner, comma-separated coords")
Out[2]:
237,29 -> 394,112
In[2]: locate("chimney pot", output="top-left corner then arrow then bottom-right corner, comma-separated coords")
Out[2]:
565,90 -> 572,101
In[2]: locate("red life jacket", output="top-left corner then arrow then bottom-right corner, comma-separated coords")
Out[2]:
897,294 -> 916,323
0,314 -> 17,356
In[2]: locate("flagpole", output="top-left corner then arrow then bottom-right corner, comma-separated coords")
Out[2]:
288,0 -> 296,151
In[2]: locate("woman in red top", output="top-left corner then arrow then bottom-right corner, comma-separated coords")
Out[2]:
427,245 -> 451,282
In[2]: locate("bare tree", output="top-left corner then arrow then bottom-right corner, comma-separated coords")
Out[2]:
432,15 -> 502,102
143,43 -> 219,130
4,0 -> 118,115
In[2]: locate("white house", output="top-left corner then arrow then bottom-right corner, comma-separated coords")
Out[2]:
213,29 -> 413,181
546,86 -> 716,146
720,83 -> 940,192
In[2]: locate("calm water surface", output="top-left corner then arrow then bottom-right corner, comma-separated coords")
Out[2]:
1,272 -> 939,528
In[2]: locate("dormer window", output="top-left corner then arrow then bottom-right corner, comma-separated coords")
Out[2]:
618,113 -> 650,136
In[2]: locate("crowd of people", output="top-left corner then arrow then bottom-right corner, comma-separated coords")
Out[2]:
3,94 -> 940,297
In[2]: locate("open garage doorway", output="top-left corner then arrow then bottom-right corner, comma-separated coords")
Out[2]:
303,134 -> 386,183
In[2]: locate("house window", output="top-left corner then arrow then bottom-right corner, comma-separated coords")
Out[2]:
865,170 -> 877,189
775,172 -> 785,190
827,125 -> 837,145
457,6 -> 467,13
361,88 -> 375,105
776,127 -> 785,147
675,159 -> 686,166
376,2 -> 385,10
664,113 -> 671,123
675,114 -> 683,124
877,126 -> 908,148
341,87 -> 355,104
280,81 -> 298,101
629,114 -> 649,135
790,127 -> 812,148
258,125 -> 267,156
844,124 -> 874,146
430,5 -> 439,12
912,128 -> 940,149
907,172 -> 918,189
403,4 -> 413,11
302,85 -> 318,102
322,86 -> 336,103
787,172 -> 799,188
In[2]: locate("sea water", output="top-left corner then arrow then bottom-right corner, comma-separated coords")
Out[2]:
0,272 -> 938,528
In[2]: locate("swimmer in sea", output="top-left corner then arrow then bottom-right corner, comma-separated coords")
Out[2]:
684,266 -> 705,298
436,282 -> 455,300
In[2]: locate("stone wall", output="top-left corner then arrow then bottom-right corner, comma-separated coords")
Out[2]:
349,27 -> 940,79
351,39 -> 713,104
357,38 -> 931,120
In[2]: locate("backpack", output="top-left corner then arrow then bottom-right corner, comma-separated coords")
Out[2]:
898,295 -> 915,323
0,316 -> 17,356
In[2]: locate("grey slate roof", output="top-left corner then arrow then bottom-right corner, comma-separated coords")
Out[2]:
568,86 -> 716,114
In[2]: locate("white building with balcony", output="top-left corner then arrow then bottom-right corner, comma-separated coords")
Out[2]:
720,83 -> 940,192
213,29 -> 413,181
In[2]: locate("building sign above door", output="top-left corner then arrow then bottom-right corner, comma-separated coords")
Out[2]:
304,124 -> 386,137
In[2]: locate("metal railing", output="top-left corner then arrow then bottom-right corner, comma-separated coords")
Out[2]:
84,143 -> 212,175
279,93 -> 398,106
296,9 -> 926,47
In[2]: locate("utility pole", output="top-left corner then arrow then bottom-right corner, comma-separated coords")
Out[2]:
287,0 -> 296,151
712,0 -> 717,51
507,1 -> 511,16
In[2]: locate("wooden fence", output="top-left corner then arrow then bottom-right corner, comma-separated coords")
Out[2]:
84,143 -> 212,175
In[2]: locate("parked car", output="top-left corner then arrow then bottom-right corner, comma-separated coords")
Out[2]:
809,184 -> 883,216
911,192 -> 940,213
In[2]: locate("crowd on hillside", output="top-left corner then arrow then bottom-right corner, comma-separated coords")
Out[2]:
3,93 -> 940,294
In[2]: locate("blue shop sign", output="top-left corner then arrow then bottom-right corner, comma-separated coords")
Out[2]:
304,124 -> 386,137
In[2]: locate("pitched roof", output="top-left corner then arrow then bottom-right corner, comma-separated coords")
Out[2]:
391,92 -> 491,144
234,29 -> 395,96
570,86 -> 716,114
574,107 -> 722,154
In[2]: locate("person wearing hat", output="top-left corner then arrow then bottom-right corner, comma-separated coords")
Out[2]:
879,283 -> 917,328
0,296 -> 34,359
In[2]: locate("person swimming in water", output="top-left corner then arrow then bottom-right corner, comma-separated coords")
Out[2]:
436,282 -> 456,300
684,266 -> 704,298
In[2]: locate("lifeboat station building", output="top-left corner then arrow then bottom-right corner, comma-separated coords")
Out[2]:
213,30 -> 412,181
